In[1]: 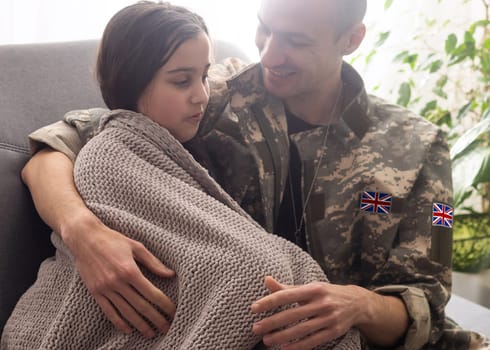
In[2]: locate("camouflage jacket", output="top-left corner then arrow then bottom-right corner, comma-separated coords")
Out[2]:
29,60 -> 488,350
198,60 -> 488,350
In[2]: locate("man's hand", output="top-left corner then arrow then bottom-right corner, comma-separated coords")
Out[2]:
64,216 -> 176,338
22,148 -> 176,338
251,276 -> 409,349
251,276 -> 363,350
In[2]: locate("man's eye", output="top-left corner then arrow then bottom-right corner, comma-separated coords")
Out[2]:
288,39 -> 308,47
257,23 -> 271,36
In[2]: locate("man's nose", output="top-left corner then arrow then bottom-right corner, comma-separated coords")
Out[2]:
260,35 -> 286,67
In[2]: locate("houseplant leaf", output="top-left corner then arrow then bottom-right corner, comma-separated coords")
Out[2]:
450,112 -> 490,160
474,147 -> 490,183
452,147 -> 490,208
397,82 -> 411,107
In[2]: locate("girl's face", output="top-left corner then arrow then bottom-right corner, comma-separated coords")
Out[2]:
137,31 -> 211,143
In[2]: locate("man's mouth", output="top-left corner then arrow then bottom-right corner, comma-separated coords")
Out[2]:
267,67 -> 295,78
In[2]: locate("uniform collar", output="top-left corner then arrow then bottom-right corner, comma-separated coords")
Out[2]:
337,63 -> 371,141
226,63 -> 270,109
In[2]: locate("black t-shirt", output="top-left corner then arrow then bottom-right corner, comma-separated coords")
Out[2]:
275,110 -> 317,250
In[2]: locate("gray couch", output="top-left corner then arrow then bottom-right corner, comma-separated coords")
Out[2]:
0,40 -> 104,333
1,39 -> 489,339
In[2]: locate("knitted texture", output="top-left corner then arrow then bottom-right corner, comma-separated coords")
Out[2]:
1,110 -> 360,350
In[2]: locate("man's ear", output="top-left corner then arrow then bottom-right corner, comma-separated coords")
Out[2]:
341,23 -> 366,55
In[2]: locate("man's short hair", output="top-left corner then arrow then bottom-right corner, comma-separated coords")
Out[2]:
333,0 -> 367,35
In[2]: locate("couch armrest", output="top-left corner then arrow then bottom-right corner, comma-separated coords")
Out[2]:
446,294 -> 490,337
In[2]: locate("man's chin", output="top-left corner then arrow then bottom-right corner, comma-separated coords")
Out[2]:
261,68 -> 297,96
263,79 -> 292,99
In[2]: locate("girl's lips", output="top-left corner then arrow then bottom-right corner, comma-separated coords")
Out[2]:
188,112 -> 203,123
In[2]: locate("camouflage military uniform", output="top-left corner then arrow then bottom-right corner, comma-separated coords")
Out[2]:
29,59 -> 489,350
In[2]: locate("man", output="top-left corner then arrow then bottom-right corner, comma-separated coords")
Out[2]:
21,0 -> 488,349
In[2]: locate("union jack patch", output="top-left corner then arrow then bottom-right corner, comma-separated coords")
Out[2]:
432,203 -> 453,228
360,191 -> 392,214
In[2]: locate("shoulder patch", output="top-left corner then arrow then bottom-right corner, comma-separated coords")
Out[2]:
432,203 -> 453,228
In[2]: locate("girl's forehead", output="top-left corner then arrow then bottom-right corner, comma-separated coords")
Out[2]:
160,33 -> 212,72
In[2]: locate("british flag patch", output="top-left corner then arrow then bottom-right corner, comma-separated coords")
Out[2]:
360,191 -> 392,214
432,203 -> 453,228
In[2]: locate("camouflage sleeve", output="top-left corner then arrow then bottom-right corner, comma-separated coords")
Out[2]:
29,120 -> 83,162
198,58 -> 251,136
28,108 -> 108,162
372,129 -> 453,349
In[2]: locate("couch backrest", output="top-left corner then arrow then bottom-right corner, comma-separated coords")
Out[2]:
0,39 -> 249,334
0,40 -> 104,334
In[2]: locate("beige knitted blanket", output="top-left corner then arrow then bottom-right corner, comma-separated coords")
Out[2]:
1,110 -> 360,350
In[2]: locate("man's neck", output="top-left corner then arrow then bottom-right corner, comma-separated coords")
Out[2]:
285,77 -> 343,126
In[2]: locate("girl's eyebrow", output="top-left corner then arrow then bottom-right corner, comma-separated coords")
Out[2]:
165,63 -> 211,75
165,67 -> 195,74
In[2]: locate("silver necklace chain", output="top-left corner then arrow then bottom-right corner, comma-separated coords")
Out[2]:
288,84 -> 343,242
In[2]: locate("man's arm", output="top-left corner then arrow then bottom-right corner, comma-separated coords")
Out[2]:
23,119 -> 176,337
251,277 -> 408,349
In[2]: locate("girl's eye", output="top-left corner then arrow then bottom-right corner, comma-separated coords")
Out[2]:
202,74 -> 208,83
174,79 -> 190,87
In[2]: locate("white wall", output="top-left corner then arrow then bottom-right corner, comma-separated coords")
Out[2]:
354,0 -> 483,102
0,0 -> 261,60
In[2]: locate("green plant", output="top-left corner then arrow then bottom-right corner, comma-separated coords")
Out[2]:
353,0 -> 490,271
452,214 -> 490,271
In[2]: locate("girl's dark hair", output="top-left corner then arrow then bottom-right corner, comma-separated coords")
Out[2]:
96,1 -> 209,111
